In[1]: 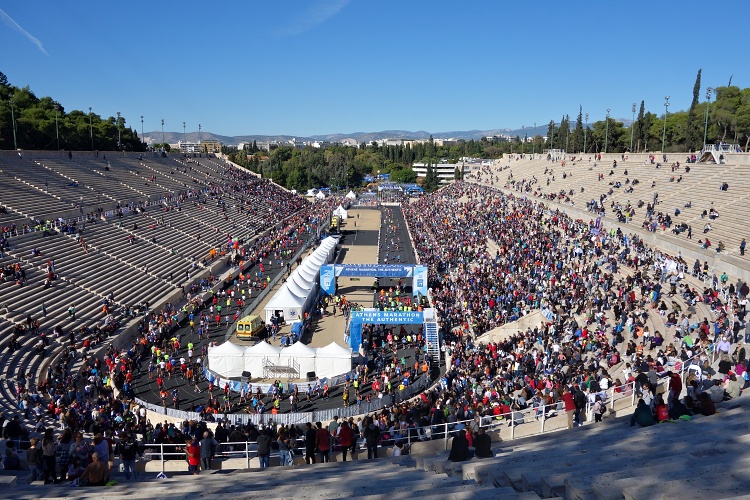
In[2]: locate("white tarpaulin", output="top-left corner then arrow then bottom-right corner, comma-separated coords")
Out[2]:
315,342 -> 353,379
280,341 -> 317,377
244,341 -> 282,377
208,342 -> 247,378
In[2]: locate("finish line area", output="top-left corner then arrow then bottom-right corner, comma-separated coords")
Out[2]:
143,203 -> 443,418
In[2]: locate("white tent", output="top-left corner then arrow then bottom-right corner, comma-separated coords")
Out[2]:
315,342 -> 353,378
280,341 -> 317,377
286,276 -> 310,300
208,342 -> 248,378
333,205 -> 348,220
264,284 -> 306,324
345,190 -> 356,200
308,251 -> 327,267
305,188 -> 318,197
315,191 -> 326,200
296,263 -> 318,283
289,271 -> 313,290
244,341 -> 282,377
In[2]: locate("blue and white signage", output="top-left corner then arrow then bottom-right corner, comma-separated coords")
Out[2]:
350,310 -> 424,324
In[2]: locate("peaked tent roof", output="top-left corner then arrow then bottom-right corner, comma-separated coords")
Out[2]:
317,341 -> 353,356
345,190 -> 356,199
265,284 -> 306,308
296,263 -> 318,281
290,271 -> 314,290
247,341 -> 282,355
286,276 -> 309,298
211,341 -> 247,355
333,205 -> 348,219
284,341 -> 316,356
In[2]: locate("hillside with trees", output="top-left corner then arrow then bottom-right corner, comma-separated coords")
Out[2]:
0,71 -> 145,152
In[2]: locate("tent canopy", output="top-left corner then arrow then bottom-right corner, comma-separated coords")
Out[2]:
333,205 -> 348,220
315,341 -> 353,379
264,284 -> 306,323
345,190 -> 356,200
208,342 -> 247,378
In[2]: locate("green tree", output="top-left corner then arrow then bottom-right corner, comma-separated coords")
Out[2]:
572,106 -> 584,153
685,69 -> 701,151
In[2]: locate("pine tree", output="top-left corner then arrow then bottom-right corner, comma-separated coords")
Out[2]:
573,106 -> 584,153
686,69 -> 702,151
636,101 -> 646,152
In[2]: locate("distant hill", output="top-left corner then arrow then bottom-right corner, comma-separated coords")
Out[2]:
143,122 -> 629,146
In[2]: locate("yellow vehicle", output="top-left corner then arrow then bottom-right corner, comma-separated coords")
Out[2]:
235,314 -> 266,340
330,215 -> 341,232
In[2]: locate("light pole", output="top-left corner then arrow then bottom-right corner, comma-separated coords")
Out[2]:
703,87 -> 713,149
140,115 -> 144,147
630,103 -> 636,152
9,98 -> 18,151
183,121 -> 186,154
117,111 -> 121,150
565,121 -> 570,154
661,96 -> 670,153
521,125 -> 525,154
604,109 -> 610,154
533,122 -> 536,156
54,102 -> 60,150
584,113 -> 588,154
89,107 -> 94,150
161,119 -> 165,149
199,124 -> 202,152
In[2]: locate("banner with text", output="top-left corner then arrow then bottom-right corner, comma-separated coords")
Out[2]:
349,310 -> 425,325
319,264 -> 429,297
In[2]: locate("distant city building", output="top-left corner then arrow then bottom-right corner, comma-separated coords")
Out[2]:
200,140 -> 221,153
412,161 -> 471,184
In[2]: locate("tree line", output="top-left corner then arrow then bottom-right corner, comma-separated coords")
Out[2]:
0,71 -> 146,152
2,68 -> 750,192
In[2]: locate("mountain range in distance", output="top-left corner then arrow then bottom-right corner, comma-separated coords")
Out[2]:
143,120 -> 630,146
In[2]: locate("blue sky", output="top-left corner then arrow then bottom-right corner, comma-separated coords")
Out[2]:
1,0 -> 747,137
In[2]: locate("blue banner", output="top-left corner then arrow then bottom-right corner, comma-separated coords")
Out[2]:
349,319 -> 363,350
320,265 -> 336,295
413,265 -> 428,297
350,310 -> 424,324
334,264 -> 415,278
320,264 -> 429,297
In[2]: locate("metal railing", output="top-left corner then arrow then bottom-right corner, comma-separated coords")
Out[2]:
140,381 -> 657,472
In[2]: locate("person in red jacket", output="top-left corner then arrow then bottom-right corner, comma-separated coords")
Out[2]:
667,371 -> 682,409
337,421 -> 354,461
561,386 -> 576,429
185,436 -> 201,475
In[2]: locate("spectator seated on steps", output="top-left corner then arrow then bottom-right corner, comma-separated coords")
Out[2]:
630,399 -> 655,427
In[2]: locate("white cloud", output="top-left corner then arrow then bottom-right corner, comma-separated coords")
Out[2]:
276,0 -> 351,38
0,7 -> 49,56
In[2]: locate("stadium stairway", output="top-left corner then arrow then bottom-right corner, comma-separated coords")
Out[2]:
8,396 -> 749,499
11,455 -> 504,500
408,394 -> 749,499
